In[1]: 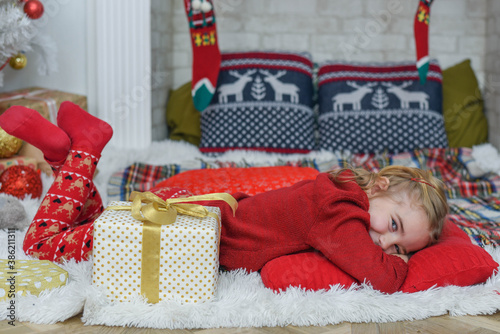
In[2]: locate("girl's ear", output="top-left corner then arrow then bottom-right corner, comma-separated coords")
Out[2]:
368,176 -> 390,197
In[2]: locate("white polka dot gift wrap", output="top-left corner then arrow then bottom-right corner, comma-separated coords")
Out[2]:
0,259 -> 68,300
92,201 -> 222,304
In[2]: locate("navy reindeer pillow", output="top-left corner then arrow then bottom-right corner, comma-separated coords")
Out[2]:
318,60 -> 448,154
199,52 -> 315,154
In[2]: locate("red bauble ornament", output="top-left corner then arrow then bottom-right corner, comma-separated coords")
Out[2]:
24,0 -> 44,19
0,165 -> 43,199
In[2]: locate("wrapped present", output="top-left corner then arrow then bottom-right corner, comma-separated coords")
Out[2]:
0,259 -> 68,301
0,156 -> 37,174
0,87 -> 87,123
92,191 -> 237,304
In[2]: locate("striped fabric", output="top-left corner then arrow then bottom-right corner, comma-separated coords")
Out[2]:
107,147 -> 500,247
317,59 -> 443,85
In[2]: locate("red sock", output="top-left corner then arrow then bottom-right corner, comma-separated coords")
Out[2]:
57,101 -> 113,156
184,0 -> 221,111
0,106 -> 70,166
414,0 -> 433,84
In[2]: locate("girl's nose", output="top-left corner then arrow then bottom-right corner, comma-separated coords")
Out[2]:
379,234 -> 392,251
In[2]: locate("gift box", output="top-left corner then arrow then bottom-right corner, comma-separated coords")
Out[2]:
0,156 -> 37,174
92,192 -> 236,304
0,259 -> 68,301
0,87 -> 87,123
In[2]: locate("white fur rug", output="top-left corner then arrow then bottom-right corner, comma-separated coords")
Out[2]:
2,140 -> 500,328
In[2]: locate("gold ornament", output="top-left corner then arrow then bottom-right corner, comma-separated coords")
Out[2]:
0,127 -> 23,158
9,53 -> 27,70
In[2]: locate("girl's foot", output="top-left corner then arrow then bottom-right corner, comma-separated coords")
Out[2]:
57,101 -> 113,155
0,106 -> 70,164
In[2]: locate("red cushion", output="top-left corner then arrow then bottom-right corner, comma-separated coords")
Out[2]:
151,166 -> 320,196
400,220 -> 498,293
261,221 -> 498,293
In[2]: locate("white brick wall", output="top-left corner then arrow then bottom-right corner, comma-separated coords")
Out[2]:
485,0 -> 500,148
156,0 -> 497,143
150,0 -> 173,141
169,0 -> 489,89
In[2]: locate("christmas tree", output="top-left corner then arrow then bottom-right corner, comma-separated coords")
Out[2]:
371,87 -> 389,110
0,0 -> 56,86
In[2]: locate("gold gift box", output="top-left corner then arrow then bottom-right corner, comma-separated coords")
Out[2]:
92,201 -> 222,304
0,259 -> 68,300
0,87 -> 87,123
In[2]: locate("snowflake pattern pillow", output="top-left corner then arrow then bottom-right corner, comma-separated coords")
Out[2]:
317,60 -> 448,153
199,52 -> 316,154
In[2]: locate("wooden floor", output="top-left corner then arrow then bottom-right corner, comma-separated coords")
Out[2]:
2,312 -> 500,334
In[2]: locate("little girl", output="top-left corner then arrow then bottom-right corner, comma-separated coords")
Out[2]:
0,102 -> 449,293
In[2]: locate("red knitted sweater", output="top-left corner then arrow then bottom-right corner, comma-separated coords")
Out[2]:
202,172 -> 408,293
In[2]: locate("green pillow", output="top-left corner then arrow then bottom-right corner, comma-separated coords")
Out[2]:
166,81 -> 201,146
442,59 -> 488,148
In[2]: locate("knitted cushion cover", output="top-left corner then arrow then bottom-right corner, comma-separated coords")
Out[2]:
199,51 -> 316,154
317,59 -> 448,154
261,220 -> 498,293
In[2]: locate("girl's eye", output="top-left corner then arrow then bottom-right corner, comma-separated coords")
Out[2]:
395,244 -> 401,254
391,219 -> 398,231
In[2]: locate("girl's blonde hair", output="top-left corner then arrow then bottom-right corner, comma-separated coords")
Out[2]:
329,165 -> 449,245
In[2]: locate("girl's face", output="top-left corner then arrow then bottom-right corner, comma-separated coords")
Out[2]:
366,180 -> 431,255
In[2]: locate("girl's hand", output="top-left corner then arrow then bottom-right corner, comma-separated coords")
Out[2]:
391,254 -> 409,263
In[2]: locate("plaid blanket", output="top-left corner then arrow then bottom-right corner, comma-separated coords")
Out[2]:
448,196 -> 500,247
108,148 -> 500,248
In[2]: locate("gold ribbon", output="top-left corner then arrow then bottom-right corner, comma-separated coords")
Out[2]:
106,191 -> 237,303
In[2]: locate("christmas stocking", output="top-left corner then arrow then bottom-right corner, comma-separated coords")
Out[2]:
184,0 -> 221,111
414,0 -> 434,84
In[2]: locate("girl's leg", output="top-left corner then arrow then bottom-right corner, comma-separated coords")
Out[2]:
76,178 -> 105,225
23,102 -> 113,262
0,106 -> 70,173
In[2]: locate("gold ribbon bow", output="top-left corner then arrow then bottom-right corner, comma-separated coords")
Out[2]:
106,191 -> 237,303
107,191 -> 237,225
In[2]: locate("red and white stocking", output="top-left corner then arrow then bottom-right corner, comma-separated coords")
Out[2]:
414,0 -> 434,84
184,0 -> 221,111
